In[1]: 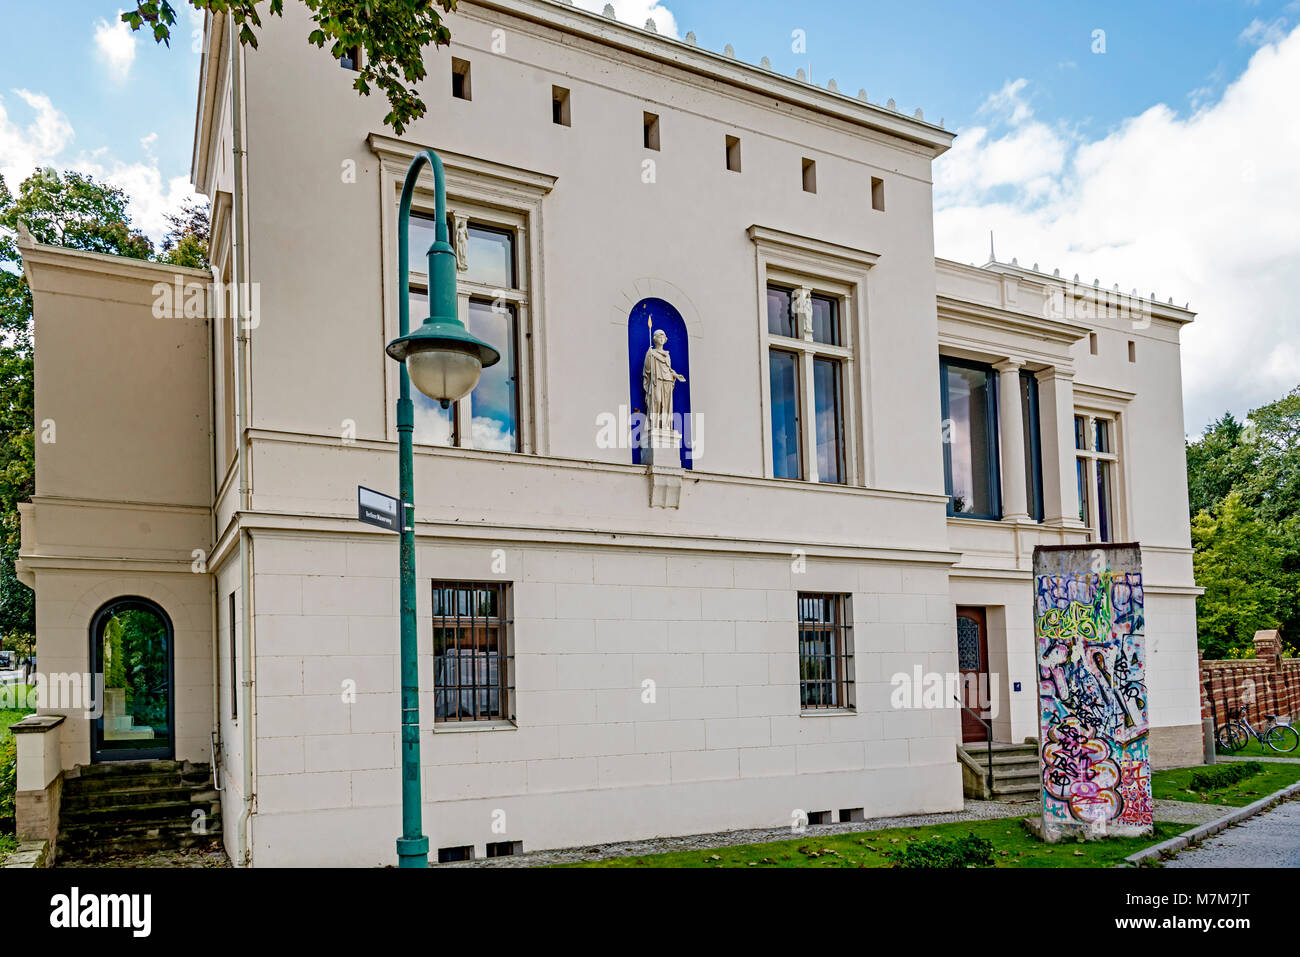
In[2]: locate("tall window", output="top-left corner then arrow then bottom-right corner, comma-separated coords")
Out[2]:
432,582 -> 514,723
1075,414 -> 1120,541
798,593 -> 854,710
940,357 -> 1000,519
1020,371 -> 1044,522
766,284 -> 847,484
409,214 -> 522,451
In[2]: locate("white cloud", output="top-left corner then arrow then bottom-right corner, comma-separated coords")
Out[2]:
0,88 -> 198,245
0,90 -> 75,187
573,0 -> 679,38
934,24 -> 1300,433
94,11 -> 137,83
1240,17 -> 1288,46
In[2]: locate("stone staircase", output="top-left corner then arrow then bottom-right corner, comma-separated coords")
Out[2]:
956,741 -> 1042,802
57,760 -> 221,862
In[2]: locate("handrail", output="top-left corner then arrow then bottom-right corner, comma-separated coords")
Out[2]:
954,696 -> 995,798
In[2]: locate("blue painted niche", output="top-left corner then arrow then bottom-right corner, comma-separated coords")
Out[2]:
627,298 -> 693,469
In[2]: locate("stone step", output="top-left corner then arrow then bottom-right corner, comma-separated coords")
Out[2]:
991,782 -> 1042,797
56,762 -> 220,864
58,829 -> 222,861
61,785 -> 196,811
61,799 -> 218,827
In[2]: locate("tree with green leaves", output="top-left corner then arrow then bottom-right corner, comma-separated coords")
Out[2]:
1187,388 -> 1300,656
159,199 -> 210,269
1191,491 -> 1287,658
124,0 -> 457,134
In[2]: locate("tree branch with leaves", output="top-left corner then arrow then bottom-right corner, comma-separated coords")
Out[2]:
123,0 -> 458,134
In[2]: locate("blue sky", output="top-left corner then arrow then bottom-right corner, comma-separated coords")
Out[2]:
1,1 -> 1297,430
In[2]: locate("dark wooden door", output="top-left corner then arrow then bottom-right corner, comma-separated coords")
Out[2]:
955,607 -> 990,743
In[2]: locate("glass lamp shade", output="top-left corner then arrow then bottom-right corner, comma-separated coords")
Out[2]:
406,347 -> 483,405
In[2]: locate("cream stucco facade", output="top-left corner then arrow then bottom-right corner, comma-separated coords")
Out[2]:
18,0 -> 1201,866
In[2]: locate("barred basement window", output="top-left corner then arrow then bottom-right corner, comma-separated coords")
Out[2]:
432,581 -> 515,723
798,593 -> 854,710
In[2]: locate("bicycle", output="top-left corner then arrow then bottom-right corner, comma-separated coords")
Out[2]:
1216,707 -> 1300,754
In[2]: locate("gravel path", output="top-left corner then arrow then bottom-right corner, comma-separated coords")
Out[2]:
1165,798 -> 1300,868
1152,799 -> 1234,825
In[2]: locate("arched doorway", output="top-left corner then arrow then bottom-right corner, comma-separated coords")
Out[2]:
89,597 -> 175,762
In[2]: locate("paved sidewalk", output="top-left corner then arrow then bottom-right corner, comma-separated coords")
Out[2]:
1166,798 -> 1300,868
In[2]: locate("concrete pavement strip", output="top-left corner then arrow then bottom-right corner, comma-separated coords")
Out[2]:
1123,779 -> 1300,867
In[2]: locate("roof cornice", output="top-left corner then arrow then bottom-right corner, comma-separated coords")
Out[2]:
462,0 -> 954,155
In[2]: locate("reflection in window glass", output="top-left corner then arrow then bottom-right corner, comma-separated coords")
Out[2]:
811,294 -> 839,346
1075,415 -> 1088,451
944,363 -> 996,517
466,299 -> 519,451
766,285 -> 795,338
769,350 -> 801,479
1097,460 -> 1114,542
1094,418 -> 1111,454
813,357 -> 845,484
408,213 -> 440,271
1077,458 -> 1089,525
464,225 -> 515,288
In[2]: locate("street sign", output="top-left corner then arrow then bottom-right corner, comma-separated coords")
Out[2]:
358,486 -> 402,532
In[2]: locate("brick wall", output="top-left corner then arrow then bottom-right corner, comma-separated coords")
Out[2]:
1200,630 -> 1300,728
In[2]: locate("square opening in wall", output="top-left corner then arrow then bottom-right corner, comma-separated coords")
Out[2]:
802,158 -> 818,193
486,840 -> 523,857
1089,332 -> 1098,355
726,134 -> 742,172
1128,340 -> 1137,363
552,85 -> 571,126
807,810 -> 832,826
437,845 -> 475,863
871,176 -> 885,211
452,58 -> 472,100
339,46 -> 359,71
839,807 -> 865,823
643,111 -> 661,150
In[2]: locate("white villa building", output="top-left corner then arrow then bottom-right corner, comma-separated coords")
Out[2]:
14,0 -> 1202,866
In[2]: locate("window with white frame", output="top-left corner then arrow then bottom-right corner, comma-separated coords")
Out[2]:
408,212 -> 525,452
1075,412 -> 1121,541
765,283 -> 849,484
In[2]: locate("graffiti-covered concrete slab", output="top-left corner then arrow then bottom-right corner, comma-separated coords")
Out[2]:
1033,544 -> 1152,842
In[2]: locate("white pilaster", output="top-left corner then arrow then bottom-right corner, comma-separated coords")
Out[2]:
993,358 -> 1031,523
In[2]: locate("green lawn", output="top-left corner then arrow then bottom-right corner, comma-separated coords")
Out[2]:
563,816 -> 1190,868
1216,737 -> 1300,761
0,686 -> 36,748
1153,761 -> 1300,807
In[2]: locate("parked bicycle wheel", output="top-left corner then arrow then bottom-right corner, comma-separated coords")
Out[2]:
1217,723 -> 1250,753
1265,724 -> 1300,753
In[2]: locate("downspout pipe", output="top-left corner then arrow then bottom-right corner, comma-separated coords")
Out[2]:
228,17 -> 256,867
209,263 -> 222,793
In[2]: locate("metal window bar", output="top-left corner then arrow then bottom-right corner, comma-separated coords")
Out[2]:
433,582 -> 515,723
798,593 -> 854,710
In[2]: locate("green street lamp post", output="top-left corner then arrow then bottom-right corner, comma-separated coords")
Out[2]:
385,149 -> 501,868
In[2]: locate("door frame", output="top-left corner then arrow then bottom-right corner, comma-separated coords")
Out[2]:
89,596 -> 176,763
955,606 -> 991,743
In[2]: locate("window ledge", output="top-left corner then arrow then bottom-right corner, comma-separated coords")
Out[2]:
800,708 -> 857,718
432,720 -> 518,734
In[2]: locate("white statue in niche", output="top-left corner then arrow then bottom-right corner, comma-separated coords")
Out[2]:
642,329 -> 686,432
792,286 -> 814,338
453,213 -> 469,272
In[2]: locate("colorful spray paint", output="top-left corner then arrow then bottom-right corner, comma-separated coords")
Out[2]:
1032,543 -> 1152,841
